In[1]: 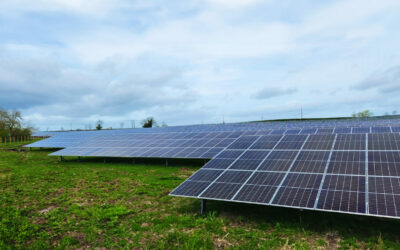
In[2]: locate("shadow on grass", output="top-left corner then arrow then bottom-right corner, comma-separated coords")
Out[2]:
56,155 -> 207,169
178,199 -> 400,242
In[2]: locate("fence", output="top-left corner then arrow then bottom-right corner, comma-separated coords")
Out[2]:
0,136 -> 47,144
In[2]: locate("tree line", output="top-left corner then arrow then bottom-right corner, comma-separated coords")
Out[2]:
0,109 -> 33,137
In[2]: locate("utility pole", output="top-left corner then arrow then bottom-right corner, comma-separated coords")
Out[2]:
301,107 -> 303,120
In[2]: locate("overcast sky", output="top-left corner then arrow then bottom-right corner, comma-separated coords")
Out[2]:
1,0 -> 400,130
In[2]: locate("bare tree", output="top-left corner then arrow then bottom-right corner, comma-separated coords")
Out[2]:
0,108 -> 32,136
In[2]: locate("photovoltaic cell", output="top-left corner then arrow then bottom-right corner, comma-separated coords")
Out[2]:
368,133 -> 400,150
334,127 -> 351,134
271,173 -> 322,208
250,135 -> 282,149
275,135 -> 308,150
368,177 -> 400,216
170,181 -> 211,196
202,159 -> 235,169
215,170 -> 252,183
258,151 -> 297,171
327,151 -> 365,175
233,185 -> 278,203
334,134 -> 366,150
352,127 -> 370,133
371,127 -> 391,133
303,134 -> 335,150
290,151 -> 330,173
227,135 -> 260,149
246,172 -> 286,186
188,169 -> 224,182
229,159 -> 264,170
285,129 -> 300,134
316,128 -> 334,134
300,128 -> 317,134
216,150 -> 244,159
200,183 -> 242,200
368,151 -> 400,176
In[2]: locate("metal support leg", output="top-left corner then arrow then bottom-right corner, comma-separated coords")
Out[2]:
299,209 -> 303,224
201,199 -> 207,215
60,156 -> 63,162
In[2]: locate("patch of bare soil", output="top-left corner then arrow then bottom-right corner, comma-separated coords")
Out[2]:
39,206 -> 57,215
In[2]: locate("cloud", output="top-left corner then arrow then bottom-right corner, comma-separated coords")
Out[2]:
0,49 -> 198,120
0,0 -> 122,17
353,65 -> 400,93
253,87 -> 297,99
1,0 -> 400,129
207,0 -> 265,9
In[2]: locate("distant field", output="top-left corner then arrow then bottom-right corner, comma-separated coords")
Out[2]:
1,143 -> 400,248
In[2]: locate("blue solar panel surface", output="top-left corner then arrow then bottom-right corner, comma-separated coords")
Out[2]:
170,130 -> 400,219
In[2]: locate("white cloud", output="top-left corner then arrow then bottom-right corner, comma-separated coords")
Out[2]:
1,0 -> 400,129
0,0 -> 121,17
206,0 -> 266,8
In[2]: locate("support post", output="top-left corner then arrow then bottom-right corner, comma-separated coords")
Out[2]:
77,156 -> 80,162
60,156 -> 63,162
132,158 -> 135,164
104,158 -> 106,163
201,199 -> 207,215
166,159 -> 168,167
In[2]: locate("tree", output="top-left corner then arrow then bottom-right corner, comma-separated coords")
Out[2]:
142,117 -> 157,128
96,120 -> 103,130
393,110 -> 397,115
357,110 -> 373,118
352,110 -> 373,118
0,108 -> 32,136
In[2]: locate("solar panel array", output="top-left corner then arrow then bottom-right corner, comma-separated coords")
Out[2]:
171,132 -> 400,218
49,131 -> 247,159
26,118 -> 400,219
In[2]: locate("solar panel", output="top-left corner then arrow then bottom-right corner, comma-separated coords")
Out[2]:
171,131 -> 400,219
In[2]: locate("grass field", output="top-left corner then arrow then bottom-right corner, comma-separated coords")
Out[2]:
1,143 -> 400,249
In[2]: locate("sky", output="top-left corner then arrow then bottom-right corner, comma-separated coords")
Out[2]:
1,0 -> 400,130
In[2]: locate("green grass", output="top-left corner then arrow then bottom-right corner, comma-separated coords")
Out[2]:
1,144 -> 400,249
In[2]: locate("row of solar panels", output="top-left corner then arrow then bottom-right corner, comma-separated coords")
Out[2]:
50,133 -> 400,158
28,125 -> 400,149
33,117 -> 400,138
171,133 -> 400,218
